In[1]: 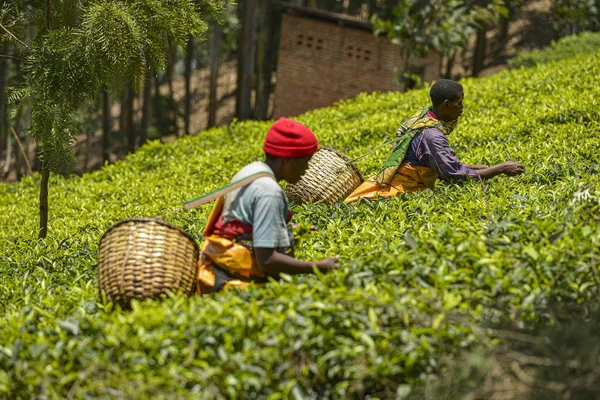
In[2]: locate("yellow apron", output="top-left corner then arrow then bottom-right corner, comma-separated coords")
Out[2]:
344,163 -> 438,204
196,197 -> 273,295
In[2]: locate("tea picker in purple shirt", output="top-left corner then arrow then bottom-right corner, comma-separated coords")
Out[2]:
345,79 -> 526,203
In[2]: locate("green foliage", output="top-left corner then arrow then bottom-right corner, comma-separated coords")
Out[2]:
552,0 -> 600,37
1,35 -> 600,397
510,31 -> 600,68
372,0 -> 507,79
2,0 -> 220,173
412,302 -> 600,399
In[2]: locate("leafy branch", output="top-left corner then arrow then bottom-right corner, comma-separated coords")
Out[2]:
0,20 -> 28,48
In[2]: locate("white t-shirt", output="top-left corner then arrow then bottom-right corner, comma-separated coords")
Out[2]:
221,162 -> 291,248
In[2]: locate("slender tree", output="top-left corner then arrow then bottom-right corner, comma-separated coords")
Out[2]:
1,0 -> 223,238
165,35 -> 179,137
207,0 -> 235,128
183,35 -> 194,136
139,56 -> 152,146
0,41 -> 9,177
102,87 -> 111,163
254,0 -> 270,120
11,55 -> 25,180
207,18 -> 223,128
236,0 -> 256,120
153,71 -> 165,136
472,27 -> 488,76
125,82 -> 135,152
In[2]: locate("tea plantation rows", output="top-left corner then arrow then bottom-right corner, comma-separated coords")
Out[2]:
1,33 -> 599,398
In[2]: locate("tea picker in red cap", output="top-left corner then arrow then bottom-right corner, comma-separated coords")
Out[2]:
185,118 -> 340,294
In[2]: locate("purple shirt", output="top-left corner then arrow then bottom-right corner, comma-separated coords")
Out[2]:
404,127 -> 478,181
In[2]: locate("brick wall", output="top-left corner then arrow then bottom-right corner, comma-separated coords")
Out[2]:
273,14 -> 441,118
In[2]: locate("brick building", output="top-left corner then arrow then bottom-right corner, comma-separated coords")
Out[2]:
272,5 -> 442,118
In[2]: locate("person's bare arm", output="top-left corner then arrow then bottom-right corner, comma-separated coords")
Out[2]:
464,164 -> 488,170
475,161 -> 525,180
254,247 -> 340,277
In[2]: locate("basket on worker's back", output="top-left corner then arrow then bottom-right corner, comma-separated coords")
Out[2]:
286,146 -> 364,205
98,218 -> 199,307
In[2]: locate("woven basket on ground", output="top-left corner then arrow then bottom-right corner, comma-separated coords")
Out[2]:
286,146 -> 364,205
98,218 -> 199,306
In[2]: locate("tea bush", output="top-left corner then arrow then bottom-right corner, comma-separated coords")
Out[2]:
1,36 -> 599,398
408,301 -> 600,399
509,31 -> 600,68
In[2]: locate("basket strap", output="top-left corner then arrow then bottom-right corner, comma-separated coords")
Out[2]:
183,171 -> 275,211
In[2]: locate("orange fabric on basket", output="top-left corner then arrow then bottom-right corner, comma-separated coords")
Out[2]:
344,163 -> 438,204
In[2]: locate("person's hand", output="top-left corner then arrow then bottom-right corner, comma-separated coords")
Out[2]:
316,255 -> 341,272
501,161 -> 525,176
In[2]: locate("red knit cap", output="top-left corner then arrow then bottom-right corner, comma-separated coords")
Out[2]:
263,117 -> 318,158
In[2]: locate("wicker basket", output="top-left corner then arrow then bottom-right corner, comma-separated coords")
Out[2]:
286,147 -> 364,205
98,218 -> 199,306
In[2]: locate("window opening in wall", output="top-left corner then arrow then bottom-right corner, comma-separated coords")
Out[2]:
347,45 -> 372,61
297,34 -> 323,50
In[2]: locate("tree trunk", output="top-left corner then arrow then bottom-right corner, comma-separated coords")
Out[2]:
126,83 -> 135,152
498,14 -> 510,46
23,100 -> 35,172
3,134 -> 11,179
496,5 -> 515,56
346,0 -> 362,15
367,0 -> 378,17
400,44 -> 414,90
184,35 -> 194,136
208,19 -> 223,128
39,163 -> 49,238
85,107 -> 93,170
255,0 -> 270,120
13,117 -> 24,180
472,27 -> 487,77
153,71 -> 165,137
39,0 -> 51,239
0,41 -> 8,177
266,6 -> 282,113
445,50 -> 456,79
140,59 -> 152,146
13,57 -> 24,180
165,36 -> 178,137
120,87 -> 127,149
236,0 -> 257,120
84,131 -> 91,170
102,87 -> 111,163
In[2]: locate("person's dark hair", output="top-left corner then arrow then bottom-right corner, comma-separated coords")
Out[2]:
430,79 -> 463,106
265,153 -> 278,162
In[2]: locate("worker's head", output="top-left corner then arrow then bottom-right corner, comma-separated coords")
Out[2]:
263,118 -> 318,183
430,79 -> 464,122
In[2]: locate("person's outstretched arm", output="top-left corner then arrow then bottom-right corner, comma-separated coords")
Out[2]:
418,130 -> 525,181
255,248 -> 340,277
475,161 -> 525,180
463,164 -> 488,170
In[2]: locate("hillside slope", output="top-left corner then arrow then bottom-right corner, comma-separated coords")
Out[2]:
1,34 -> 599,398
